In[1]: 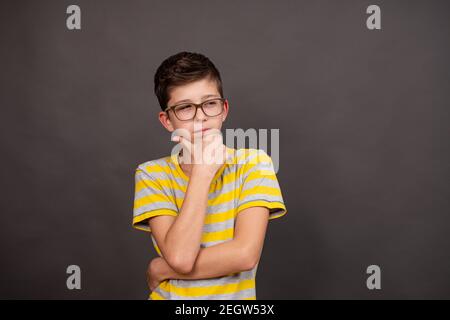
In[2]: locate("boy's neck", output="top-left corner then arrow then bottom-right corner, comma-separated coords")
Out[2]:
180,162 -> 192,178
178,150 -> 192,178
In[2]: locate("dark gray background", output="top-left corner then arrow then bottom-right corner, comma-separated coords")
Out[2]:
1,0 -> 449,299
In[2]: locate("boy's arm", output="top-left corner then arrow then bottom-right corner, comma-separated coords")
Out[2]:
150,206 -> 269,281
149,170 -> 213,274
149,136 -> 227,275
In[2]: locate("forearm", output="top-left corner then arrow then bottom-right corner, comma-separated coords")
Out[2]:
161,239 -> 253,281
164,171 -> 213,266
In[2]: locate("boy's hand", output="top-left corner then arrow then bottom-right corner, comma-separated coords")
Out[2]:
175,130 -> 227,179
146,257 -> 168,292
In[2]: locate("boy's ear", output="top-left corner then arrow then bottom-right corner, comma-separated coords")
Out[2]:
221,99 -> 229,122
158,111 -> 174,132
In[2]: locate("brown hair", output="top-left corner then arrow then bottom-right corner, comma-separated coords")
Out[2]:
154,52 -> 224,111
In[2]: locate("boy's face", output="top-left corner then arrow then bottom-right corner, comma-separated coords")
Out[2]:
159,77 -> 229,143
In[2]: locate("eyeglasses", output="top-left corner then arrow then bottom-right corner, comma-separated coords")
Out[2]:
164,98 -> 226,121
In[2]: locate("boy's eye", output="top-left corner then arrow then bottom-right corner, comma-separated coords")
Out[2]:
177,105 -> 193,111
204,100 -> 219,107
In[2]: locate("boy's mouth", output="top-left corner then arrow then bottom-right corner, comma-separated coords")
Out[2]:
194,128 -> 211,134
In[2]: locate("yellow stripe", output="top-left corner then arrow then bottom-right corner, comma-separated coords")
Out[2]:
206,189 -> 236,206
235,172 -> 277,196
149,290 -> 165,300
135,178 -> 186,193
159,279 -> 255,297
246,171 -> 277,181
143,162 -> 185,180
134,188 -> 231,211
245,171 -> 277,182
240,185 -> 282,199
201,227 -> 234,243
211,183 -> 274,206
134,193 -> 176,209
204,210 -> 235,224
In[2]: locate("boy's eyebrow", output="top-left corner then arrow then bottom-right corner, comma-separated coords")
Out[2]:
172,94 -> 220,105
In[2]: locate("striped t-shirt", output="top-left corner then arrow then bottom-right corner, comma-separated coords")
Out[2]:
132,146 -> 287,300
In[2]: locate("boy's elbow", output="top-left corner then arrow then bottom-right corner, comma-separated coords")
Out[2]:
167,254 -> 195,274
173,261 -> 194,275
240,247 -> 259,271
241,257 -> 258,271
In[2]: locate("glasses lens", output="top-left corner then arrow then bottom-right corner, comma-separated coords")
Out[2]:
202,99 -> 224,116
174,104 -> 196,120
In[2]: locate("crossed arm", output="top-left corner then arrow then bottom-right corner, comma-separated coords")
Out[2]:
147,205 -> 269,289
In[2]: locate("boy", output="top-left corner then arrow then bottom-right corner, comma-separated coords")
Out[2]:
132,51 -> 287,300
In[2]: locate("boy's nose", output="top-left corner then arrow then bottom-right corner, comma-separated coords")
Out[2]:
195,107 -> 208,120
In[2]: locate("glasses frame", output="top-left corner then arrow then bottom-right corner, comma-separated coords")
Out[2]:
164,97 -> 226,121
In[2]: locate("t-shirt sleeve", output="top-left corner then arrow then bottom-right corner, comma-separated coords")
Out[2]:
236,149 -> 287,220
132,166 -> 178,233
